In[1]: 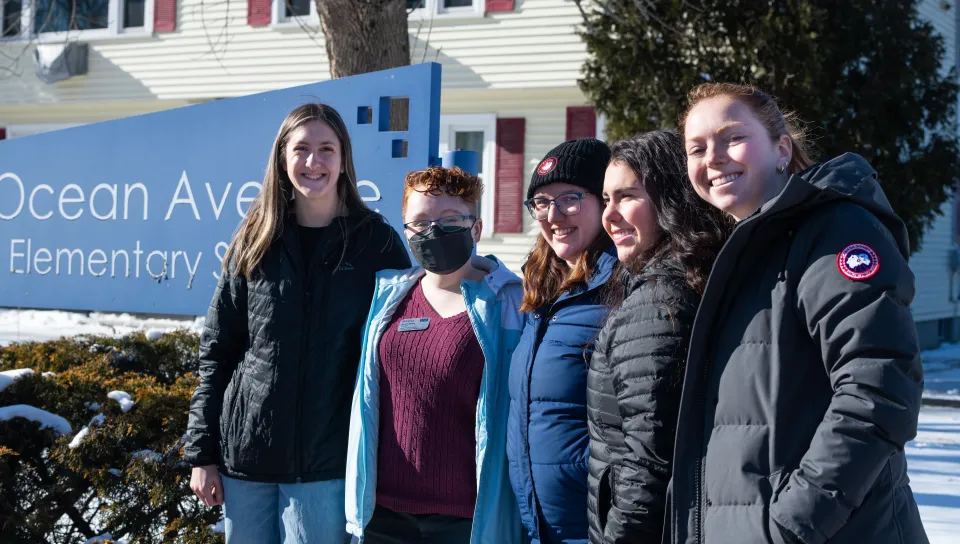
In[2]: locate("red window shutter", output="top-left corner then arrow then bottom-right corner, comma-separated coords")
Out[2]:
248,0 -> 272,26
154,0 -> 176,32
566,106 -> 596,140
486,0 -> 514,12
0,128 -> 6,140
495,118 -> 525,234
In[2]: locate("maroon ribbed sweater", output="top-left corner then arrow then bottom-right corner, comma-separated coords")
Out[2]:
376,282 -> 484,519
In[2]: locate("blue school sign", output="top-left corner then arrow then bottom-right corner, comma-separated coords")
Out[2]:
0,63 -> 442,315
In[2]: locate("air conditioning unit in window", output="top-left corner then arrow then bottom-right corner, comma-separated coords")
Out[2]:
33,43 -> 89,84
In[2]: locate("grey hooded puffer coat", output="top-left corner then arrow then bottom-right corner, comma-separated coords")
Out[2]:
668,153 -> 927,544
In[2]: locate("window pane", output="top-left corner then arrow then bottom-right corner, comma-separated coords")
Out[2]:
443,0 -> 473,7
123,0 -> 144,28
407,0 -> 425,9
34,0 -> 109,33
454,131 -> 485,174
2,0 -> 21,36
285,0 -> 310,17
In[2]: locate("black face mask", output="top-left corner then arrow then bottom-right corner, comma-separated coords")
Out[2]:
408,225 -> 475,275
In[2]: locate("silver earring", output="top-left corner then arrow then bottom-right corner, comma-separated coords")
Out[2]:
777,164 -> 786,174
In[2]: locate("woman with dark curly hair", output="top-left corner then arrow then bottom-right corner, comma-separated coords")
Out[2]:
586,130 -> 731,544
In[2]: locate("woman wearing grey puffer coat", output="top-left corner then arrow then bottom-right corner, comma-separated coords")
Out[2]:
670,83 -> 927,544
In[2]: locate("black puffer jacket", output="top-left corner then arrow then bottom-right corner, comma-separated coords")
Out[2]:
669,154 -> 926,544
587,265 -> 698,544
183,208 -> 410,483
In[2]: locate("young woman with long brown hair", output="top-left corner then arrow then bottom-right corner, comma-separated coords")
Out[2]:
506,137 -> 616,544
183,103 -> 410,544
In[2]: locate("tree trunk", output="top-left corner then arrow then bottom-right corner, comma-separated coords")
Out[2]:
316,0 -> 411,79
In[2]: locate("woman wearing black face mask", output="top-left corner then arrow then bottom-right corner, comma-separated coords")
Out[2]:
344,167 -> 526,544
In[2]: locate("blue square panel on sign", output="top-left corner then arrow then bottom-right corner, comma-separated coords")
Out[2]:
357,106 -> 373,125
379,96 -> 410,132
392,140 -> 408,158
0,63 -> 442,315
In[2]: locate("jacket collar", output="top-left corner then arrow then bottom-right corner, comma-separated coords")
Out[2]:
745,153 -> 909,258
376,255 -> 520,296
550,244 -> 618,306
587,245 -> 619,291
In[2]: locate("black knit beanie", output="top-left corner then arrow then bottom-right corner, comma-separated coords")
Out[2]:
527,137 -> 611,200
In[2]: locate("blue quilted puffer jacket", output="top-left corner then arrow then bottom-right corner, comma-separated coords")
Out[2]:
506,247 -> 617,544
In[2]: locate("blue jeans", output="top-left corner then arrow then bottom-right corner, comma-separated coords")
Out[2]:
221,474 -> 349,544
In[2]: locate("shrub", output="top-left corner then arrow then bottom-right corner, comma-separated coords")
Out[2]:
0,330 -> 223,544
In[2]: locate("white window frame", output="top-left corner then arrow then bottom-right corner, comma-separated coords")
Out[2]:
271,0 -> 319,27
439,113 -> 497,238
1,0 -> 154,43
408,0 -> 484,21
596,113 -> 608,142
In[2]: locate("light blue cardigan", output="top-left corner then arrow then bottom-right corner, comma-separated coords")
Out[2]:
345,255 -> 526,543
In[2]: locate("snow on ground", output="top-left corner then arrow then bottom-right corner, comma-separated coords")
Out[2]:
908,407 -> 960,543
0,368 -> 34,392
106,391 -> 135,413
0,404 -> 71,435
0,309 -> 202,347
920,341 -> 960,395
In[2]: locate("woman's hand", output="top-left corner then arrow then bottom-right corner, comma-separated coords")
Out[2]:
190,465 -> 225,506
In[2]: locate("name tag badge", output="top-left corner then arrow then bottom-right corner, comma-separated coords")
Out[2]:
398,317 -> 430,332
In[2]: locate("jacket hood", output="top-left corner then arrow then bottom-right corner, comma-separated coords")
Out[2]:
760,153 -> 910,258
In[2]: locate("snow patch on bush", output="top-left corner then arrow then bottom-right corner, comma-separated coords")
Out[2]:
68,413 -> 108,449
0,368 -> 34,393
107,391 -> 135,413
68,427 -> 91,449
84,534 -> 128,544
0,405 -> 71,435
132,449 -> 162,463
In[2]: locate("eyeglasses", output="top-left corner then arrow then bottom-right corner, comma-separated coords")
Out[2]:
403,214 -> 477,233
523,192 -> 584,221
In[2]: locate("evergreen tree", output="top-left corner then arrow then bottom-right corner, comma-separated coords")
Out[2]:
0,331 -> 222,543
577,0 -> 959,252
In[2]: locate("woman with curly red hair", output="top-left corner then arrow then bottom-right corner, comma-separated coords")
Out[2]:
344,166 -> 525,543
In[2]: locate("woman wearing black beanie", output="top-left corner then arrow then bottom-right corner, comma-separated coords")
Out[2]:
506,137 -> 616,544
